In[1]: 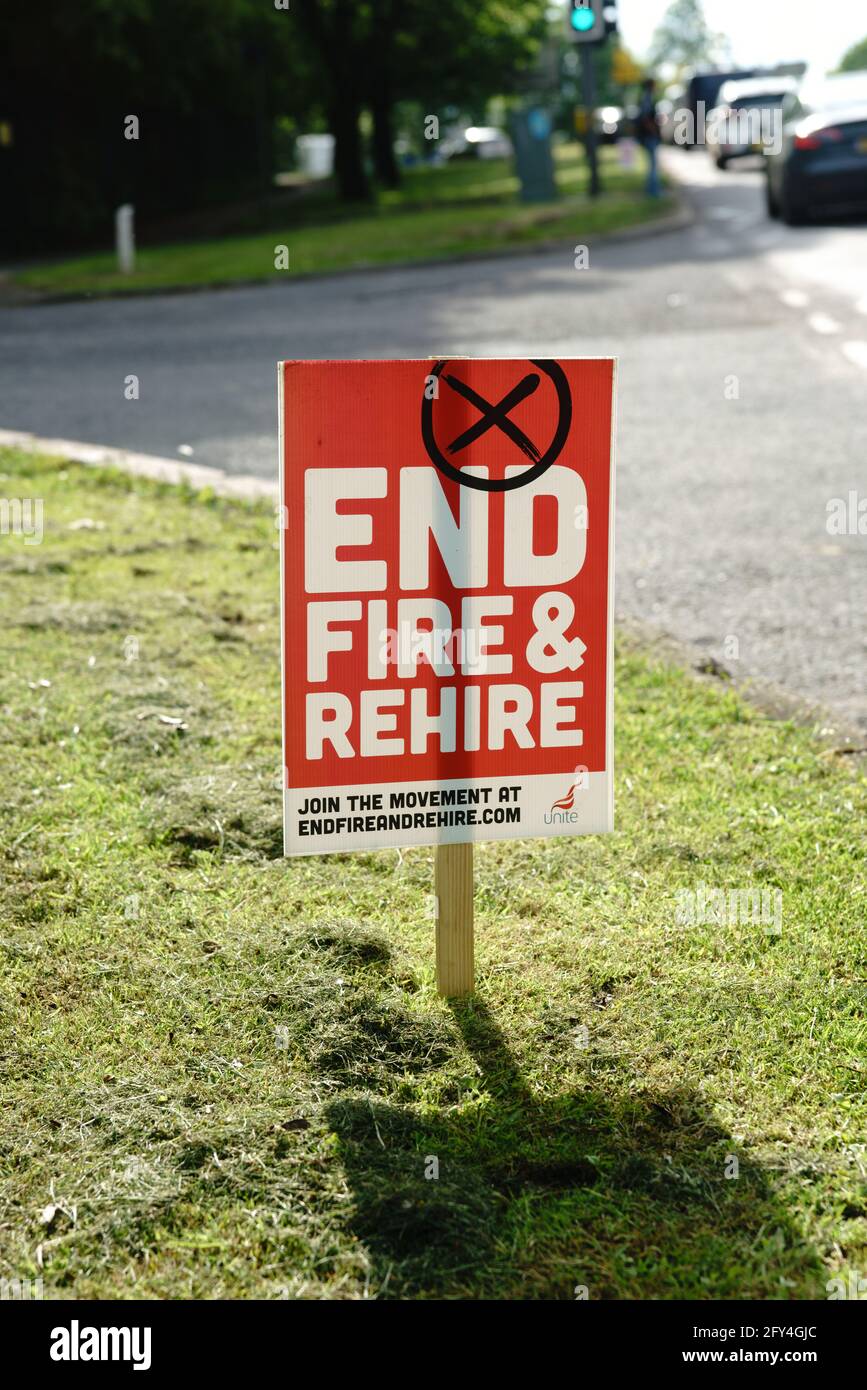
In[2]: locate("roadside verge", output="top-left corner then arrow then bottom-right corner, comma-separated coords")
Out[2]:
0,440 -> 863,1300
3,193 -> 693,308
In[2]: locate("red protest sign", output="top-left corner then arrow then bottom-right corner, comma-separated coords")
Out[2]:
279,358 -> 615,856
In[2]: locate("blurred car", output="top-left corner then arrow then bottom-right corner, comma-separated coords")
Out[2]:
765,70 -> 867,224
707,77 -> 801,168
681,70 -> 756,147
598,106 -> 624,144
441,126 -> 512,161
658,89 -> 685,144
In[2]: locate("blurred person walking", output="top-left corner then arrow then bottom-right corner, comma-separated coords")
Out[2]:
636,77 -> 662,197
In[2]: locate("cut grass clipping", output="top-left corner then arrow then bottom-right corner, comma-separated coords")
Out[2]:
15,147 -> 673,299
0,445 -> 865,1300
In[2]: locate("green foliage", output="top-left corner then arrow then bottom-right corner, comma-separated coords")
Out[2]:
4,0 -> 550,246
291,0 -> 547,108
648,0 -> 723,73
3,0 -> 310,254
837,36 -> 867,73
291,0 -> 549,197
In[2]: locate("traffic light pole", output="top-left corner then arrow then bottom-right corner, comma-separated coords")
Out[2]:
580,44 -> 601,199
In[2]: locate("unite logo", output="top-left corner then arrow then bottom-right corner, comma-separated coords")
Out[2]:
551,783 -> 581,812
545,769 -> 588,823
50,1320 -> 152,1371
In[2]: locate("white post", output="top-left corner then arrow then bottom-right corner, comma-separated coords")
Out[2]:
115,204 -> 135,274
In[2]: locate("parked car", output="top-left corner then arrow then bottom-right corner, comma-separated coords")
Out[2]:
680,70 -> 756,147
706,77 -> 801,168
598,106 -> 624,144
765,70 -> 867,224
441,126 -> 512,161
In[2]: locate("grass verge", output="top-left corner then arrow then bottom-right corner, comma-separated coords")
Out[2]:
0,446 -> 864,1300
13,147 -> 674,299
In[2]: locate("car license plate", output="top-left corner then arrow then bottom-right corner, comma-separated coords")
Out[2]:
857,137 -> 867,153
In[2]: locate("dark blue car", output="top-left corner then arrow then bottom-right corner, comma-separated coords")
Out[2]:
766,71 -> 867,224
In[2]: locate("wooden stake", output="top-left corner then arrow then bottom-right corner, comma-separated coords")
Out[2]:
435,842 -> 474,997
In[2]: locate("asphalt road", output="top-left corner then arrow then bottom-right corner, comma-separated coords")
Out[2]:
2,152 -> 866,733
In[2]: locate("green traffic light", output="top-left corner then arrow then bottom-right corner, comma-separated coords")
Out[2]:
571,5 -> 595,30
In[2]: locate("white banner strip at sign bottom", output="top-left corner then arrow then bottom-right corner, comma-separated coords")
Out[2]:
284,771 -> 612,856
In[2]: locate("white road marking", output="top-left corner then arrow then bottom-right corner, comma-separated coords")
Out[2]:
807,312 -> 843,336
750,230 -> 783,249
767,238 -> 867,310
856,296 -> 867,315
842,341 -> 867,370
723,268 -> 754,295
779,289 -> 810,309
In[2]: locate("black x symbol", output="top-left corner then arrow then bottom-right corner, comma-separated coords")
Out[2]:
444,372 -> 542,463
421,358 -> 572,494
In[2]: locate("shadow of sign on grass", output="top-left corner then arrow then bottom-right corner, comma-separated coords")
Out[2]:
325,998 -> 823,1299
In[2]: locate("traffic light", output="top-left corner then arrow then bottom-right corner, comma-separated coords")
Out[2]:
567,0 -> 605,43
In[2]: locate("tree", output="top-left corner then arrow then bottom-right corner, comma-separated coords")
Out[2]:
369,0 -> 402,189
837,36 -> 867,73
648,0 -> 723,73
2,0 -> 309,254
390,0 -> 548,185
293,1 -> 373,201
292,0 -> 548,200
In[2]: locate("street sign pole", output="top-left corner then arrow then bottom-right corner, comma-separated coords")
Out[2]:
279,358 -> 616,1004
435,843 -> 474,997
580,46 -> 601,199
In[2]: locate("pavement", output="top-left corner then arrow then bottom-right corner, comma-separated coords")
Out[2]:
2,150 -> 866,734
